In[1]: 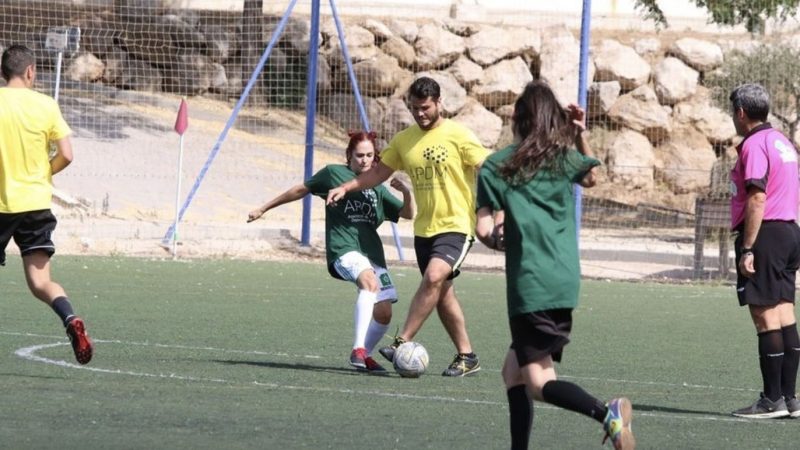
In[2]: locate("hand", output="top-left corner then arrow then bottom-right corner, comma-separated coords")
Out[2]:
247,208 -> 264,223
738,252 -> 755,278
566,103 -> 586,132
327,186 -> 346,205
492,222 -> 505,251
390,177 -> 409,193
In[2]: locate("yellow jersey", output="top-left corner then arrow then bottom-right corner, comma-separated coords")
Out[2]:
380,119 -> 489,237
0,87 -> 71,213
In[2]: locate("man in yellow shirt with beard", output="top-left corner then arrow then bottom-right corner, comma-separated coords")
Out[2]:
0,44 -> 93,364
328,77 -> 488,376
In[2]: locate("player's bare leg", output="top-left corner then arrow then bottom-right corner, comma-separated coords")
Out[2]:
436,281 -> 472,354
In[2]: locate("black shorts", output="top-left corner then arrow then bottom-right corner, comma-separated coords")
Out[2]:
509,309 -> 573,366
0,210 -> 57,266
735,221 -> 800,307
414,232 -> 474,280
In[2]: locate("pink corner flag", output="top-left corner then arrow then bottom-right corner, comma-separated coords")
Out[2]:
174,99 -> 188,135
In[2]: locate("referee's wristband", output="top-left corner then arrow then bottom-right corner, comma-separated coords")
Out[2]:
741,247 -> 753,255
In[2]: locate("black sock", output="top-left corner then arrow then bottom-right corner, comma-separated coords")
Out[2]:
541,379 -> 608,423
781,324 -> 800,399
460,352 -> 477,359
758,329 -> 784,402
50,297 -> 76,327
507,385 -> 532,450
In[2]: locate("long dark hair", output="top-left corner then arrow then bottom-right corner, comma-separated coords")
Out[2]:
499,81 -> 576,184
345,130 -> 379,165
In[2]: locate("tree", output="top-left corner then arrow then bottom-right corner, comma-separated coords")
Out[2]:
705,44 -> 800,145
634,0 -> 800,33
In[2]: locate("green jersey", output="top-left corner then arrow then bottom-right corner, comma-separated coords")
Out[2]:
476,145 -> 600,317
305,164 -> 403,272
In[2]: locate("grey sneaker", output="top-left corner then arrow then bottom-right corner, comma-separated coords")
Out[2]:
786,396 -> 800,418
732,393 -> 789,419
441,353 -> 480,377
378,336 -> 405,363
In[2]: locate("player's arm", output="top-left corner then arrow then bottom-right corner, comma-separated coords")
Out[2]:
390,177 -> 415,220
476,207 -> 504,251
567,103 -> 597,188
738,186 -> 766,277
327,162 -> 393,205
248,184 -> 310,223
50,136 -> 73,175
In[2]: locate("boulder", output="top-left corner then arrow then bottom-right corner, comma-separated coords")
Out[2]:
466,25 -> 539,67
448,56 -> 483,89
605,129 -> 656,189
608,85 -> 671,143
454,99 -> 503,148
414,23 -> 465,70
655,126 -> 717,194
653,57 -> 699,105
67,52 -> 105,82
380,36 -> 416,69
673,100 -> 737,145
320,92 -> 385,132
386,19 -> 419,44
633,37 -> 661,57
587,81 -> 621,118
353,53 -> 406,96
471,57 -> 533,108
381,97 -> 415,138
363,18 -> 394,43
668,37 -> 723,72
538,25 -> 593,105
593,39 -> 650,90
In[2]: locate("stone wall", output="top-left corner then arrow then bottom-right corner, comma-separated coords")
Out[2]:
0,3 -> 784,212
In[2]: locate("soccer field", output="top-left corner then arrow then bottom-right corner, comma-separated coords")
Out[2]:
1,256 -> 797,449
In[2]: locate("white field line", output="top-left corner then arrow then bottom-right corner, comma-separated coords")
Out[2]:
3,330 -> 782,425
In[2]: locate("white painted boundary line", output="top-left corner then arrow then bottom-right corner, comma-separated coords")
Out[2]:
3,330 -> 785,424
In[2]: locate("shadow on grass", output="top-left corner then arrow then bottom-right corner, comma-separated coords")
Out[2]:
634,402 -> 730,417
213,359 -> 391,377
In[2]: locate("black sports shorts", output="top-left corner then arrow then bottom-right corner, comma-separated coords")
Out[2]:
735,220 -> 800,307
509,308 -> 573,366
0,209 -> 57,266
414,232 -> 474,280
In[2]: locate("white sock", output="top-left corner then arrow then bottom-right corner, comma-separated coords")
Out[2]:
353,290 -> 376,349
365,319 -> 390,355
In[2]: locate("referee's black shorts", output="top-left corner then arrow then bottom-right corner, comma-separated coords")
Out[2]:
735,220 -> 800,307
0,209 -> 57,266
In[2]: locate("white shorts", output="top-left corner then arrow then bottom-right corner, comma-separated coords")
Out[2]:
332,251 -> 398,303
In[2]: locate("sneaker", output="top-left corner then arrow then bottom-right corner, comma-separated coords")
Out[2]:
731,393 -> 789,419
784,396 -> 800,419
65,317 -> 93,365
602,397 -> 635,450
378,336 -> 406,363
441,353 -> 480,377
364,356 -> 387,374
349,347 -> 367,369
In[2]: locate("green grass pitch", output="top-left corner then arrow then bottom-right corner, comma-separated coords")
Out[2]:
1,255 -> 797,449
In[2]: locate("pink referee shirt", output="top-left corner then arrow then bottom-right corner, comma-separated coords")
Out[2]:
730,124 -> 799,230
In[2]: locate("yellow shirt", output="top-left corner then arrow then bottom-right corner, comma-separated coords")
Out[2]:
381,119 -> 489,237
0,87 -> 71,213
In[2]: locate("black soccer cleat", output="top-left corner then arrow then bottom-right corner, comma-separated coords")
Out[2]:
378,336 -> 406,363
441,353 -> 480,377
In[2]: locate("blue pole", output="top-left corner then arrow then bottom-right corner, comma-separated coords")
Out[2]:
161,0 -> 299,245
329,0 -> 405,260
301,0 -> 321,246
575,0 -> 592,240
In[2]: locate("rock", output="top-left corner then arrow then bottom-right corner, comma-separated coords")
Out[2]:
634,37 -> 661,56
380,36 -> 416,69
655,126 -> 717,194
363,18 -> 394,43
538,25 -> 593,105
605,129 -> 656,189
353,53 -> 406,96
414,23 -> 465,70
454,99 -> 503,148
587,81 -> 621,118
673,100 -> 737,145
653,57 -> 698,105
386,19 -> 419,44
593,39 -> 650,90
466,25 -> 539,67
67,52 -> 105,82
668,37 -> 723,72
320,92 -> 385,132
381,97 -> 415,138
608,85 -> 671,143
471,57 -> 533,108
448,56 -> 483,89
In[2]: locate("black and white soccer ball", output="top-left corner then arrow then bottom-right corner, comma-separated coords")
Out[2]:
393,341 -> 429,378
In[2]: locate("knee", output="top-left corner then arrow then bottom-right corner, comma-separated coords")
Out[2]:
359,273 -> 380,294
502,363 -> 524,388
373,302 -> 392,324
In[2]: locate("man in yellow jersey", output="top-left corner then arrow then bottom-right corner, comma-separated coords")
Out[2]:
0,45 -> 93,364
328,77 -> 488,376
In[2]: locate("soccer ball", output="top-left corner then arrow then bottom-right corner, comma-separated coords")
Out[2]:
393,341 -> 429,378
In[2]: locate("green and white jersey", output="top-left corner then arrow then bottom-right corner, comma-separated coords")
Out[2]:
476,145 -> 600,317
305,164 -> 403,270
